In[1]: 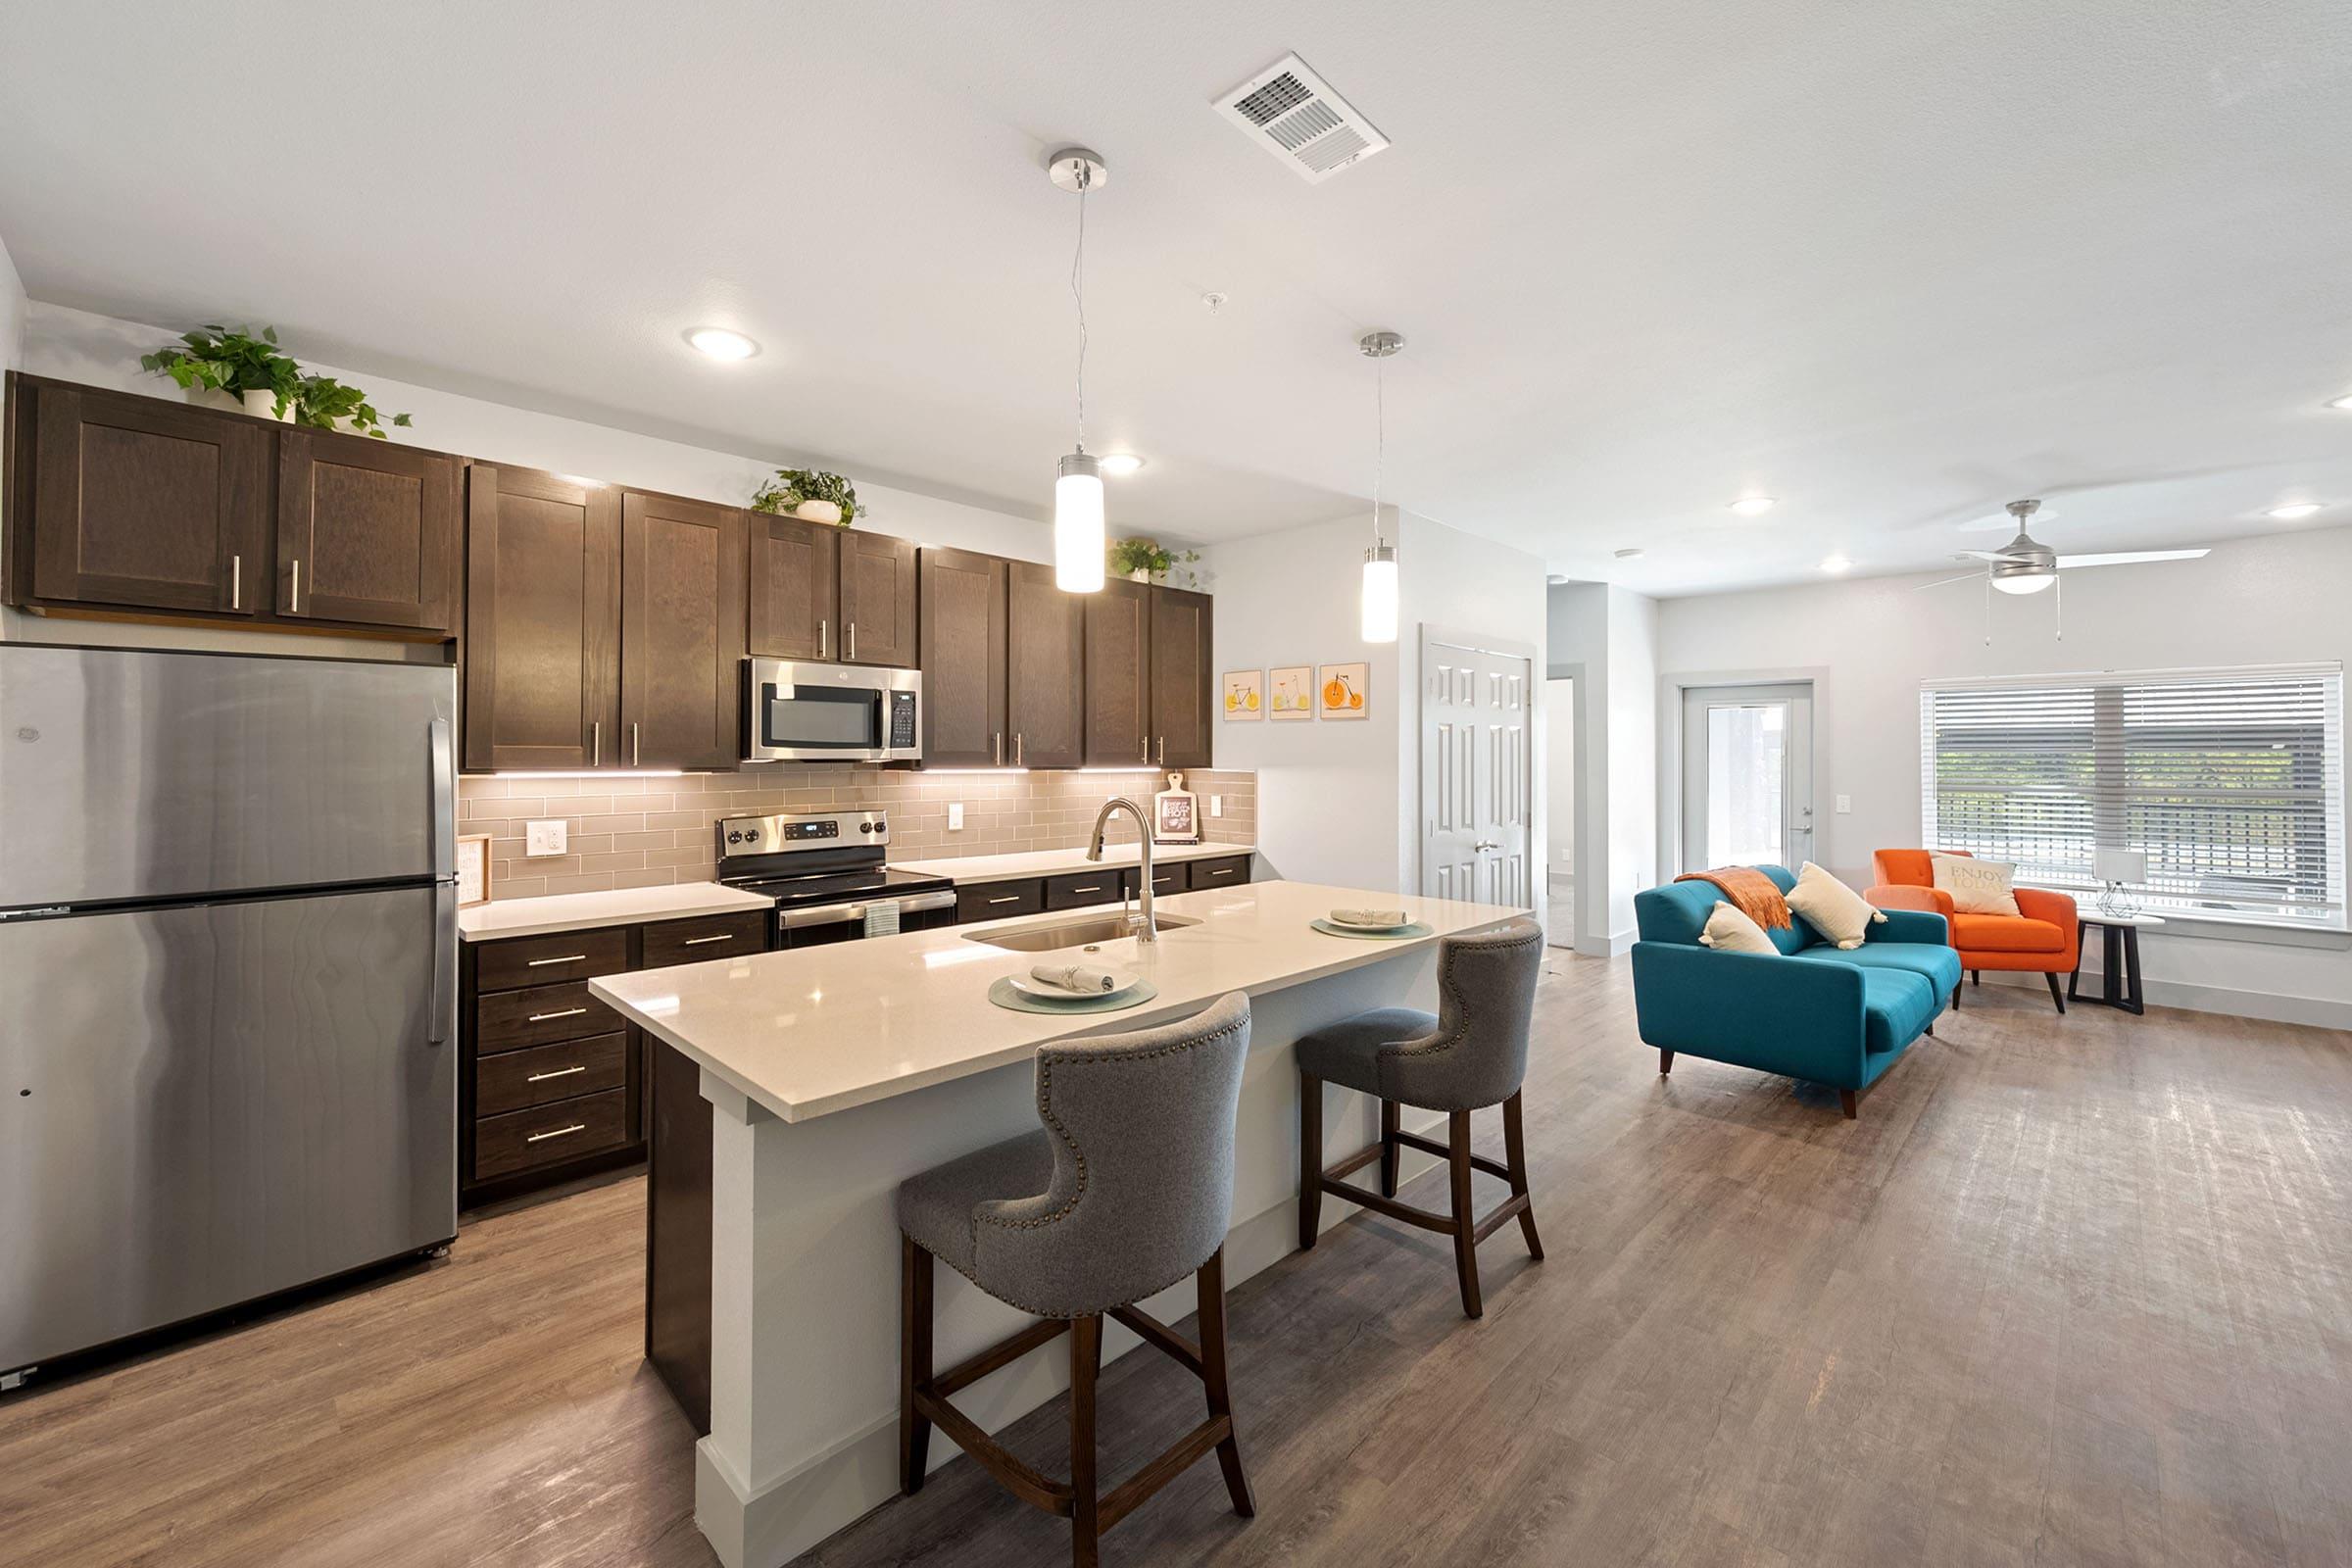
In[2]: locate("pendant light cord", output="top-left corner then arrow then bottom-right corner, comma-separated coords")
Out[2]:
1070,172 -> 1089,451
1371,351 -> 1385,546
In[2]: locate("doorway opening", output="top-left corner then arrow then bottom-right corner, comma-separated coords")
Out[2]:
1544,676 -> 1574,947
1679,682 -> 1815,873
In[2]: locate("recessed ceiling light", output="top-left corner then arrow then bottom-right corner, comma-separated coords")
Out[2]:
1098,453 -> 1147,476
686,327 -> 759,361
1729,496 -> 1778,516
2327,394 -> 2352,412
2267,502 -> 2323,520
1821,555 -> 1854,573
1614,547 -> 1645,560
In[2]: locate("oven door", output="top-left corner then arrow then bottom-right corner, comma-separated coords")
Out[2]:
777,889 -> 957,949
743,660 -> 921,764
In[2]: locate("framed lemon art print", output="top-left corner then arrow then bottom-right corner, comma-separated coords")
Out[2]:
1268,664 -> 1313,721
1221,669 -> 1263,721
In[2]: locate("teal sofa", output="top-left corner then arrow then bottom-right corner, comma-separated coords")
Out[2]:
1630,864 -> 1960,1117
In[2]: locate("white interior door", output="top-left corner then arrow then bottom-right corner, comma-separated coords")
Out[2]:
1422,634 -> 1533,907
1680,683 -> 1815,872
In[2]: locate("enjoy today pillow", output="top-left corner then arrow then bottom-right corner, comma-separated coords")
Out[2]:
1786,860 -> 1886,950
1932,852 -> 2021,915
1697,899 -> 1779,955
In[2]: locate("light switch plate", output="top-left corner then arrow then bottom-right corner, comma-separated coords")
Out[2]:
525,819 -> 568,858
1836,794 -> 1853,814
1210,796 -> 1223,818
948,803 -> 964,831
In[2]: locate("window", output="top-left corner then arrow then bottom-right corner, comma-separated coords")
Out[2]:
1921,664 -> 2346,929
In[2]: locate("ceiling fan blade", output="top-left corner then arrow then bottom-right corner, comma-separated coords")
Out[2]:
1913,570 -> 1985,591
1955,550 -> 2011,562
2054,548 -> 2212,568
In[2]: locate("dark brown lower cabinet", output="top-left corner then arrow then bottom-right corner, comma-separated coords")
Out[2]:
459,907 -> 768,1208
647,1039 -> 714,1434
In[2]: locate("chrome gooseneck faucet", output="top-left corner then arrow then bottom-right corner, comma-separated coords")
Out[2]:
1085,797 -> 1156,943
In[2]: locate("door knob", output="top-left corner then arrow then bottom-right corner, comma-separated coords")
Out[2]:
1474,839 -> 1499,853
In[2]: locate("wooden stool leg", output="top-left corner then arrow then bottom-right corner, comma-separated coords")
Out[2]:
1379,1099 -> 1400,1198
1069,1314 -> 1102,1568
1501,1091 -> 1544,1260
1447,1108 -> 1484,1318
900,1236 -> 933,1495
1197,1249 -> 1255,1517
1298,1073 -> 1324,1250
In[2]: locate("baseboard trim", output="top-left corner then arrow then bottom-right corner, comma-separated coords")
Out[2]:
1576,926 -> 1635,959
1978,969 -> 2352,1031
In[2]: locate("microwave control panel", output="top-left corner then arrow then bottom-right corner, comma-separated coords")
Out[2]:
888,690 -> 918,750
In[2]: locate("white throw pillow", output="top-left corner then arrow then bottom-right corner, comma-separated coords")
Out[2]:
1697,900 -> 1779,955
1786,860 -> 1886,951
1932,852 -> 2021,915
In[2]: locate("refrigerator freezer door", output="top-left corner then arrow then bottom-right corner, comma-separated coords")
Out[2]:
0,885 -> 456,1373
0,646 -> 457,909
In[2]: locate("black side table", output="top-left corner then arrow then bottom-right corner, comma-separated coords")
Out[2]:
2069,912 -> 2163,1015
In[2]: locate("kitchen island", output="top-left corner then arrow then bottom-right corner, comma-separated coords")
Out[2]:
592,878 -> 1525,1568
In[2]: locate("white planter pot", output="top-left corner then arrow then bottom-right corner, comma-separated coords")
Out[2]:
793,500 -> 844,525
240,389 -> 292,421
1126,567 -> 1152,583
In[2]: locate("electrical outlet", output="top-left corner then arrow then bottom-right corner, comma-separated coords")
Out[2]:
948,802 -> 964,831
1210,796 -> 1223,818
1836,794 -> 1853,814
525,819 -> 567,858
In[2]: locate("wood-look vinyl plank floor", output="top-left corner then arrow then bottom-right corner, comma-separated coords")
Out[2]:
2,956 -> 2346,1567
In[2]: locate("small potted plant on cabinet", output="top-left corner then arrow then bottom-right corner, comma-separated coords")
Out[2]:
1107,537 -> 1203,587
751,468 -> 865,526
141,323 -> 412,436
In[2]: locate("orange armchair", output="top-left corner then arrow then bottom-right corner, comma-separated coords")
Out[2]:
1866,850 -> 2080,1013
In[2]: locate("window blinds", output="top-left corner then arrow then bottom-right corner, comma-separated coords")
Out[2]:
1920,664 -> 2346,928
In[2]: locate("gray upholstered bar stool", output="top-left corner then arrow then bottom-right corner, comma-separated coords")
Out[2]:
1297,918 -> 1545,1318
896,991 -> 1255,1568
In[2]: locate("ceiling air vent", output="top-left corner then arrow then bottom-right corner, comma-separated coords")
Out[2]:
1213,53 -> 1390,184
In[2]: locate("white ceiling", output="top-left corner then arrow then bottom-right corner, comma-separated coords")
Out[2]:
3,1 -> 2350,595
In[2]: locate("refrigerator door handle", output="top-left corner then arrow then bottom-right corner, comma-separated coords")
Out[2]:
429,881 -> 456,1046
428,716 -> 455,876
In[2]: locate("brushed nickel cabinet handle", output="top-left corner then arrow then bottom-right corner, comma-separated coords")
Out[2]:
525,954 -> 588,967
526,1006 -> 589,1023
591,721 -> 601,767
987,895 -> 1020,905
229,554 -> 242,611
525,1064 -> 587,1084
1141,737 -> 1149,764
848,622 -> 857,660
290,559 -> 302,614
681,933 -> 733,946
818,618 -> 828,659
1156,735 -> 1165,765
993,732 -> 1003,766
1071,884 -> 1102,894
1014,733 -> 1025,766
632,722 -> 641,766
525,1122 -> 587,1144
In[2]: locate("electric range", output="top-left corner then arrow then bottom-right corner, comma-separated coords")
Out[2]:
714,809 -> 957,948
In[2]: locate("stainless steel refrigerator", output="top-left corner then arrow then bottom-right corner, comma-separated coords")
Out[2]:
0,645 -> 458,1383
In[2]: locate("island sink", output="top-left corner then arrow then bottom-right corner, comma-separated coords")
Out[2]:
963,910 -> 1202,952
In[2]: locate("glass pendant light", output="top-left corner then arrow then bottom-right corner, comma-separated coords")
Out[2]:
1359,330 -> 1404,643
1049,148 -> 1109,592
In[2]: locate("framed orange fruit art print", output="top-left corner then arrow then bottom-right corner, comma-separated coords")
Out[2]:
1317,662 -> 1369,719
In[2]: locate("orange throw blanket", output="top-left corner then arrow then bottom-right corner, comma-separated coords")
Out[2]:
1674,866 -> 1792,930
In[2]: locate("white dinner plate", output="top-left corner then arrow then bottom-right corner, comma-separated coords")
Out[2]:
1326,912 -> 1411,932
1004,966 -> 1144,1003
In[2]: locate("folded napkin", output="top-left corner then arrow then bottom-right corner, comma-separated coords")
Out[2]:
1332,907 -> 1408,926
1031,962 -> 1119,995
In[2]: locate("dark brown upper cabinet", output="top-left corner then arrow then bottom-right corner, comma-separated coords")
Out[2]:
463,466 -> 620,772
838,530 -> 917,666
275,428 -> 461,632
1007,561 -> 1085,769
619,491 -> 747,770
747,511 -> 840,662
1150,585 -> 1214,769
23,381 -> 267,615
917,547 -> 1008,767
1082,577 -> 1154,768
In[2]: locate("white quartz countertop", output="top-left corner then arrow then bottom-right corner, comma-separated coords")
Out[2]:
888,841 -> 1254,885
459,882 -> 775,942
590,879 -> 1524,1124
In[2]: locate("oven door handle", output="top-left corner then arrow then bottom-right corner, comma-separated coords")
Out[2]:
781,901 -> 867,931
899,890 -> 957,914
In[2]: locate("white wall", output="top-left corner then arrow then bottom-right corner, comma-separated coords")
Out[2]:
1544,677 -> 1575,877
0,232 -> 24,377
1546,581 -> 1661,955
1654,529 -> 2352,1026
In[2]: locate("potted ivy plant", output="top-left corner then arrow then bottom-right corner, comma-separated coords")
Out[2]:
141,323 -> 413,437
751,468 -> 864,526
1107,537 -> 1203,587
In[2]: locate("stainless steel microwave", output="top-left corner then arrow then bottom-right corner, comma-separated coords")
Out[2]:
743,659 -> 922,763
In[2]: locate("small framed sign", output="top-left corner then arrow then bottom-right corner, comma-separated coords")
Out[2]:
1153,772 -> 1200,845
456,833 -> 494,906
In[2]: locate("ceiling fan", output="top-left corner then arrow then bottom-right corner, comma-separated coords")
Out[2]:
1918,498 -> 2211,641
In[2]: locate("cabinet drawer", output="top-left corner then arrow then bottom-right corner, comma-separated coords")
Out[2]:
475,980 -> 621,1054
1043,870 -> 1121,911
475,1031 -> 628,1117
1122,863 -> 1189,900
642,909 -> 768,969
473,927 -> 630,994
1188,856 -> 1251,889
957,880 -> 1044,924
473,1090 -> 631,1181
